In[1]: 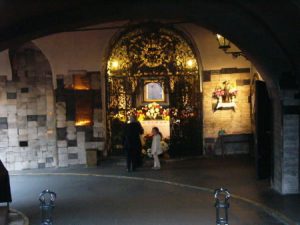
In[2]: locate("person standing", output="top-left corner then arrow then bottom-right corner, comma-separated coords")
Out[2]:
151,127 -> 163,170
123,116 -> 144,172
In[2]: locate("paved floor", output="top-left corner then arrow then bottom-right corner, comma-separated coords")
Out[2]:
9,156 -> 300,225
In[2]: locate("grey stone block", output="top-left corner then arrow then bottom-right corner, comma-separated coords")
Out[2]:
46,157 -> 53,163
38,163 -> 45,169
68,153 -> 78,159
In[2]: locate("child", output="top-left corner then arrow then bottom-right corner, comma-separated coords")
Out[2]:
151,127 -> 163,170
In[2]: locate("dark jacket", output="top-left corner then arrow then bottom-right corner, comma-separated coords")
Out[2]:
0,160 -> 12,203
123,121 -> 144,151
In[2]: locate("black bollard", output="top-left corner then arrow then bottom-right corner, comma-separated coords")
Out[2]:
39,189 -> 56,225
214,188 -> 230,225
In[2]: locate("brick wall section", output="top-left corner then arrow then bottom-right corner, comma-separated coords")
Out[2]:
203,71 -> 252,155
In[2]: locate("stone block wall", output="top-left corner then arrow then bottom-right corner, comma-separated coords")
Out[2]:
0,77 -> 56,170
0,42 -> 57,171
55,72 -> 105,167
203,68 -> 252,155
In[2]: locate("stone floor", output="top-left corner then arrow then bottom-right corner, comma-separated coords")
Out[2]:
9,156 -> 300,225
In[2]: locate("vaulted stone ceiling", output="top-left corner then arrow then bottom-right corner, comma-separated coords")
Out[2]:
0,0 -> 299,85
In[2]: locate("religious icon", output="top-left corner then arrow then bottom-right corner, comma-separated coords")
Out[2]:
144,82 -> 164,102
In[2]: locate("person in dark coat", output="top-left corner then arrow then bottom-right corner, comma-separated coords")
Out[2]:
123,116 -> 144,172
0,160 -> 12,205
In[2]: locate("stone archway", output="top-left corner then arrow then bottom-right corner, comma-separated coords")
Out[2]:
105,22 -> 203,157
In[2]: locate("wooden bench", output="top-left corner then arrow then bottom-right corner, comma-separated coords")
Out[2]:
219,133 -> 253,157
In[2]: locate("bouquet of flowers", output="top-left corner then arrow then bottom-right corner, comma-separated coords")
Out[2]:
212,87 -> 225,98
212,80 -> 238,102
140,102 -> 169,121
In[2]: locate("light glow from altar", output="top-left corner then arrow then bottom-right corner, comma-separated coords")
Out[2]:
75,119 -> 92,126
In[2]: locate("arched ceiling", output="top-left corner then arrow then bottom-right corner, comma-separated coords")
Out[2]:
0,0 -> 299,87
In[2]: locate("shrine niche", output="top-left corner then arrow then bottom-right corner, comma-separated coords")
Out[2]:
106,23 -> 202,156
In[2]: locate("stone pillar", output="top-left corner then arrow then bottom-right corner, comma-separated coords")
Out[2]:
281,90 -> 300,194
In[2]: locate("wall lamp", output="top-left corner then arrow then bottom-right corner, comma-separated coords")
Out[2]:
216,34 -> 246,59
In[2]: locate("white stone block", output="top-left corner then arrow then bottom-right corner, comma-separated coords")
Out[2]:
67,134 -> 76,140
58,154 -> 68,167
38,127 -> 47,136
8,138 -> 19,147
57,120 -> 66,128
67,126 -> 76,133
29,140 -> 40,149
78,151 -> 87,164
29,161 -> 38,169
8,122 -> 17,129
7,105 -> 17,114
27,108 -> 37,115
68,159 -> 79,165
28,128 -> 38,139
17,109 -> 27,116
8,128 -> 18,136
18,134 -> 28,141
68,147 -> 79,153
6,152 -> 15,163
77,132 -> 85,142
5,163 -> 15,171
0,141 -> 9,148
0,134 -> 8,140
0,129 -> 8,136
7,115 -> 17,123
56,102 -> 66,114
18,128 -> 28,135
0,152 -> 6,162
0,106 -> 7,116
58,147 -> 67,154
66,121 -> 75,127
28,121 -> 38,128
47,146 -> 57,155
14,161 -> 24,170
57,140 -> 67,148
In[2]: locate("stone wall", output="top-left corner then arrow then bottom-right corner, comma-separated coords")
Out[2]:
203,68 -> 252,155
55,71 -> 105,167
0,42 -> 56,170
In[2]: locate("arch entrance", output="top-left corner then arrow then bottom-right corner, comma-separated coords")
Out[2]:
106,23 -> 202,157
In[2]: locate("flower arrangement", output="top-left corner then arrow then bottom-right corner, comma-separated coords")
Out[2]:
135,102 -> 170,121
212,80 -> 237,102
112,112 -> 126,122
161,140 -> 169,152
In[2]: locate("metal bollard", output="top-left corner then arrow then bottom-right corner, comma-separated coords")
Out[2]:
39,189 -> 56,225
214,188 -> 230,225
